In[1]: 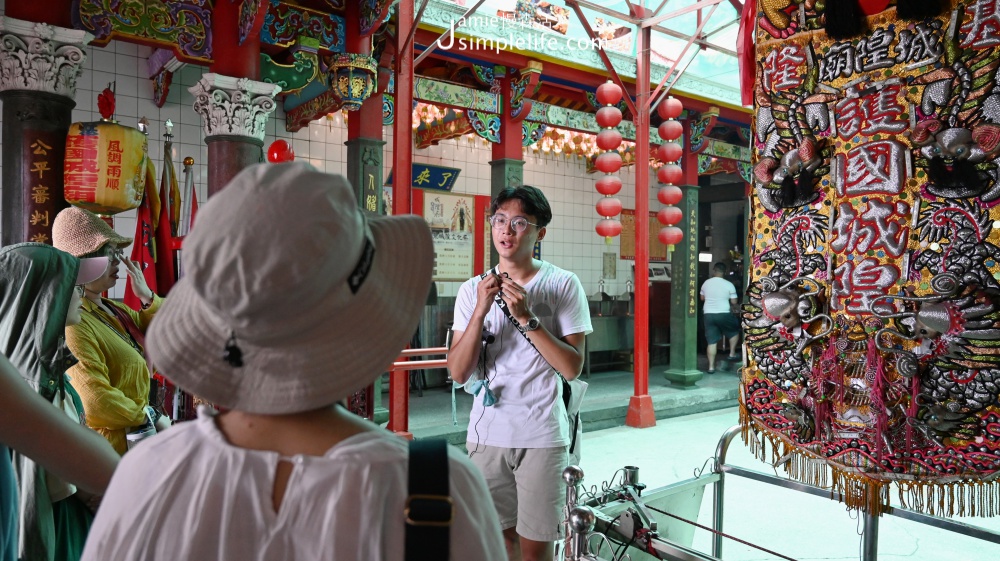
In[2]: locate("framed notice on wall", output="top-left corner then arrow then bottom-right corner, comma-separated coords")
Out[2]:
619,209 -> 668,261
423,192 -> 476,281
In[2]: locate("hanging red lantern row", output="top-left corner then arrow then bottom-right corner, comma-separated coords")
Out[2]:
594,80 -> 624,242
655,96 -> 684,248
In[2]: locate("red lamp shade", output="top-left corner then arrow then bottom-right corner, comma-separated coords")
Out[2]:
267,140 -> 295,163
657,206 -> 683,226
596,175 -> 623,196
658,120 -> 683,141
658,226 -> 684,246
596,80 -> 623,106
596,129 -> 623,150
657,142 -> 682,163
596,197 -> 623,218
657,97 -> 683,120
596,218 -> 623,238
595,151 -> 623,173
657,164 -> 683,185
596,106 -> 623,128
658,185 -> 683,205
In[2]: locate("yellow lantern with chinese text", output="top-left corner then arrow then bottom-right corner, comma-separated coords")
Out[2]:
64,121 -> 149,215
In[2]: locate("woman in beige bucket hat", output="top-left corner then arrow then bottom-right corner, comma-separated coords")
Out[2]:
81,162 -> 505,560
52,206 -> 170,455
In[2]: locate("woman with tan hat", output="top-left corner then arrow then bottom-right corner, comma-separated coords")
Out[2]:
52,206 -> 169,455
80,163 -> 505,560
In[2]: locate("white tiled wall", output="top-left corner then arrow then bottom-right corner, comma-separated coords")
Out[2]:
0,10 -> 662,301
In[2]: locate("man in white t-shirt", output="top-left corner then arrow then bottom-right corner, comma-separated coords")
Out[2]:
449,185 -> 592,561
700,262 -> 741,373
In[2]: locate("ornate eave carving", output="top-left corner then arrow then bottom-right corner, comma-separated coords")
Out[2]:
189,73 -> 281,141
0,16 -> 93,97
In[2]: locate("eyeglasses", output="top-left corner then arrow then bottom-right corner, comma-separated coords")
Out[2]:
105,246 -> 124,262
488,215 -> 539,233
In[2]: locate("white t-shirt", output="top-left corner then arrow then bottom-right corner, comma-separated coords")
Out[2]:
700,276 -> 737,314
81,409 -> 506,561
453,261 -> 592,449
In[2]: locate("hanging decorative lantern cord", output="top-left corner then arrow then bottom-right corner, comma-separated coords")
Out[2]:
594,80 -> 625,243
656,96 -> 685,248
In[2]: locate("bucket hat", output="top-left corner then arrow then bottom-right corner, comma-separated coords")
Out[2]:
146,162 -> 434,414
52,206 -> 133,258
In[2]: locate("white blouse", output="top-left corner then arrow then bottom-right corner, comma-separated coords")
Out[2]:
81,410 -> 506,560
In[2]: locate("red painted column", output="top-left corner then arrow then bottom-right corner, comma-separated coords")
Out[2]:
197,0 -> 271,197
6,0 -> 74,28
488,69 -> 526,266
387,363 -> 413,439
626,13 -> 656,429
390,0 -> 415,438
493,72 -> 523,161
393,0 -> 414,217
209,0 -> 262,80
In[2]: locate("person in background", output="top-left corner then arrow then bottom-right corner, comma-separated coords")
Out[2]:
52,207 -> 169,454
81,162 -> 505,560
0,243 -> 119,561
700,262 -> 741,374
448,185 -> 592,561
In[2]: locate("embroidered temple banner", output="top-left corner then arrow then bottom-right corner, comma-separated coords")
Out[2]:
744,0 -> 1000,516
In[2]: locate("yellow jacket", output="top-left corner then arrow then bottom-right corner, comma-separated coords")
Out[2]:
65,295 -> 162,454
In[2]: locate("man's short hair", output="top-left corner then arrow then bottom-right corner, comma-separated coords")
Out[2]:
713,262 -> 728,274
490,185 -> 553,228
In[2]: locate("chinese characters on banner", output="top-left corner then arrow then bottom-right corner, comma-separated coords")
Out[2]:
746,0 -> 1000,511
23,131 -> 66,244
424,192 -> 474,281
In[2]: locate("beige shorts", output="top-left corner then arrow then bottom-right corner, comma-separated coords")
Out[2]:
467,443 -> 568,542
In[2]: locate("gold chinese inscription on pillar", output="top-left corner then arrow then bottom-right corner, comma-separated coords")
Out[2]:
23,133 -> 63,244
687,206 -> 697,317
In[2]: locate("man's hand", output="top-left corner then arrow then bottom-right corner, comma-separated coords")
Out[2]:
499,276 -> 532,324
476,272 -> 503,316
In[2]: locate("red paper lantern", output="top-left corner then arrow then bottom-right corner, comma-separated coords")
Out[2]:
658,185 -> 683,205
657,96 -> 683,120
657,206 -> 683,226
596,129 -> 623,150
596,175 -> 623,195
596,80 -> 623,106
595,151 -> 623,173
658,120 -> 683,141
596,106 -> 623,128
596,197 -> 623,218
657,142 -> 682,163
658,226 -> 684,246
267,140 -> 295,163
596,218 -> 622,238
657,164 -> 683,185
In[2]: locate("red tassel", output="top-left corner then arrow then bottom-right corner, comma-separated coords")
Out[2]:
825,0 -> 867,40
906,374 -> 920,451
867,338 -> 889,461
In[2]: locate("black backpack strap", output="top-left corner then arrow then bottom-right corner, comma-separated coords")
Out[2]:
406,439 -> 452,560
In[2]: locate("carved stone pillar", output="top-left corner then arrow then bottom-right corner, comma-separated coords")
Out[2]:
663,184 -> 704,387
0,16 -> 92,246
189,73 -> 280,196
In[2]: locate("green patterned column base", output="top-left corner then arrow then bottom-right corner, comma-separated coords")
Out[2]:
663,184 -> 703,387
